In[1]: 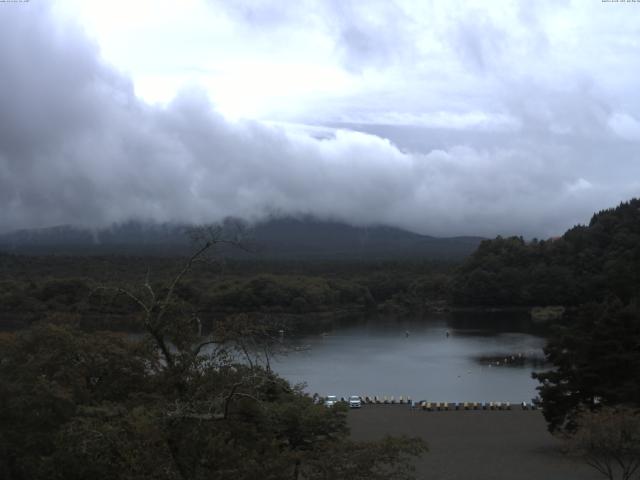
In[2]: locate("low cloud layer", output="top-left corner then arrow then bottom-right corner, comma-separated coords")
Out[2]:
1,2 -> 639,238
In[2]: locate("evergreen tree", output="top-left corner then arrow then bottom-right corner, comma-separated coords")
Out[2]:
533,299 -> 640,433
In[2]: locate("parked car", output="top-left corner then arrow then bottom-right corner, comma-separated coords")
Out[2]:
348,395 -> 362,408
324,395 -> 338,407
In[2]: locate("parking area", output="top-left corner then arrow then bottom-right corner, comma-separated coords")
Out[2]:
348,405 -> 601,480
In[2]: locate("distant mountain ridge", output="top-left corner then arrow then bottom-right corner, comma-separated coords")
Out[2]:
0,217 -> 484,260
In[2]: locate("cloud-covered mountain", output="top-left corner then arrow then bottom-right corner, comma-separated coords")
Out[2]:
0,218 -> 483,260
1,2 -> 639,239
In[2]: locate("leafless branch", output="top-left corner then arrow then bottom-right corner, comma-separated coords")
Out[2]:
144,267 -> 156,304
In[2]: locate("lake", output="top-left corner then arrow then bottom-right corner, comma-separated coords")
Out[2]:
273,312 -> 548,403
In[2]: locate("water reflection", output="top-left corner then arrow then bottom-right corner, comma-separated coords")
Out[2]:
273,312 -> 548,403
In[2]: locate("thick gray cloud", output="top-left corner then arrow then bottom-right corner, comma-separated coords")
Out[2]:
0,2 -> 639,238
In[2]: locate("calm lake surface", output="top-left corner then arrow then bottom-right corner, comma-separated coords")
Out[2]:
273,312 -> 548,403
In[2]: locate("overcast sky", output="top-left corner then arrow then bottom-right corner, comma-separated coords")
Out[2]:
1,1 -> 639,237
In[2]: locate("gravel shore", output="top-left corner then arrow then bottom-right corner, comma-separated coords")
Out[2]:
348,405 -> 601,480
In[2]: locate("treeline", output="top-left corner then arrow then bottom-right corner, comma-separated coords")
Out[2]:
451,198 -> 640,306
446,199 -> 640,436
0,256 -> 454,331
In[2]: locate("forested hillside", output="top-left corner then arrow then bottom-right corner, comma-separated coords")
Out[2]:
451,199 -> 640,306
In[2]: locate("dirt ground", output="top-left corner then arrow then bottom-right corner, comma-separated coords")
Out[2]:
348,405 -> 602,480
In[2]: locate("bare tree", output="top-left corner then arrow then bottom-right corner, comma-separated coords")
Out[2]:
100,223 -> 248,373
100,222 -> 291,421
213,313 -> 289,372
567,406 -> 640,480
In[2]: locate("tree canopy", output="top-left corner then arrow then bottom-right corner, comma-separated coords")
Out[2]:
0,236 -> 427,479
533,299 -> 640,433
451,198 -> 640,306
